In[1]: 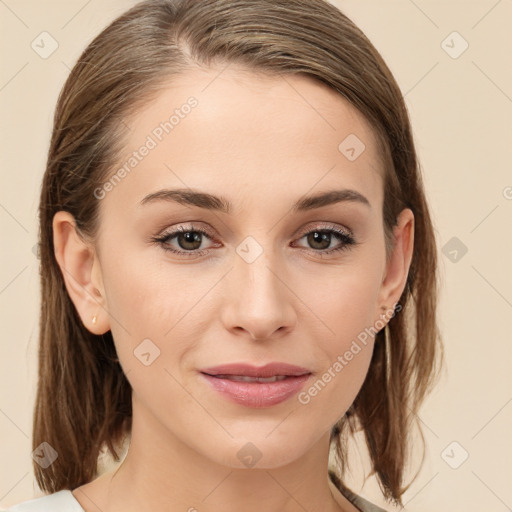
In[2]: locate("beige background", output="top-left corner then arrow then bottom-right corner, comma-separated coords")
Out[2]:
1,0 -> 511,510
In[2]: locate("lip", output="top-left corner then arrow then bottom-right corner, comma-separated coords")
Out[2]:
199,362 -> 312,408
200,362 -> 311,378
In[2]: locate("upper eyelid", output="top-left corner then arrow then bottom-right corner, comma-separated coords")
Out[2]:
153,222 -> 358,260
159,224 -> 215,240
157,222 -> 354,245
158,220 -> 353,237
299,222 -> 353,237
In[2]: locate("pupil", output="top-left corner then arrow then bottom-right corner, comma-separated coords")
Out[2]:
180,231 -> 201,250
309,231 -> 330,250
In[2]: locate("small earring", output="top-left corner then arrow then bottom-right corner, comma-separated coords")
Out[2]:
384,323 -> 391,381
92,315 -> 97,325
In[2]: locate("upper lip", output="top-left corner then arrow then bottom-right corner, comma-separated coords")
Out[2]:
200,362 -> 311,378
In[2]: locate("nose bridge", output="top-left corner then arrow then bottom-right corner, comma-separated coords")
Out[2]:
235,234 -> 284,306
223,233 -> 296,339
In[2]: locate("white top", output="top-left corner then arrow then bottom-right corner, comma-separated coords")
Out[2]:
5,488 -> 387,512
4,491 -> 84,512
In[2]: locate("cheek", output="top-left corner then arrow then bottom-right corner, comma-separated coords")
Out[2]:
292,259 -> 382,419
297,343 -> 374,433
96,241 -> 192,373
298,255 -> 382,343
297,292 -> 377,428
100,239 -> 203,334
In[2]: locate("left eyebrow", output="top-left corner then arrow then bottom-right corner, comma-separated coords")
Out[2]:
139,187 -> 371,213
292,189 -> 371,212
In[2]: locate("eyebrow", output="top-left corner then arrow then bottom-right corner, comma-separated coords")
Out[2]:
139,187 -> 371,213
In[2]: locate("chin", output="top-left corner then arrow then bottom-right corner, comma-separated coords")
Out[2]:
200,431 -> 317,470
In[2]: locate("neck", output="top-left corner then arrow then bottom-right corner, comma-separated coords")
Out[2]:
74,394 -> 355,512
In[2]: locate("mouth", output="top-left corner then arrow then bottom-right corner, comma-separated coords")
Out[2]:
199,363 -> 312,408
205,374 -> 292,383
200,362 -> 311,378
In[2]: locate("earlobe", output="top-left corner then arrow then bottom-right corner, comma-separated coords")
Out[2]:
52,211 -> 110,335
376,208 -> 415,319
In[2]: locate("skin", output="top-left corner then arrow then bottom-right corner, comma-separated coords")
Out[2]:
53,65 -> 414,512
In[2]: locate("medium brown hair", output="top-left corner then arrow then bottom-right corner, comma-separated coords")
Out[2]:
34,0 -> 444,507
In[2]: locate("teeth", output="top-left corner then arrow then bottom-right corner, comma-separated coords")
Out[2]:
216,375 -> 289,383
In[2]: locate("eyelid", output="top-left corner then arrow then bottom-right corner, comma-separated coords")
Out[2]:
159,222 -> 216,239
295,221 -> 353,238
152,220 -> 357,258
156,221 -> 353,243
151,222 -> 218,257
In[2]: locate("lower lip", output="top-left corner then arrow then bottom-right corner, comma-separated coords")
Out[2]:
200,373 -> 311,408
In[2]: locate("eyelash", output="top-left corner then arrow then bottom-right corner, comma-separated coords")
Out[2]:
151,223 -> 357,258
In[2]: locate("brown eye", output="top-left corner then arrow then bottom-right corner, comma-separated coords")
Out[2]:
152,225 -> 217,257
306,231 -> 333,250
294,225 -> 357,255
174,231 -> 203,251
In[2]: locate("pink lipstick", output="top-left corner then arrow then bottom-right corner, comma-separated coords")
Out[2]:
199,362 -> 312,408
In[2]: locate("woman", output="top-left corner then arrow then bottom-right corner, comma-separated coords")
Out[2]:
8,0 -> 443,511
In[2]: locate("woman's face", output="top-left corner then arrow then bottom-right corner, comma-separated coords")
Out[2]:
68,66 -> 413,469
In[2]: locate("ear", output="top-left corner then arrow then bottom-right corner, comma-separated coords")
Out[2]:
52,211 -> 110,335
375,208 -> 414,322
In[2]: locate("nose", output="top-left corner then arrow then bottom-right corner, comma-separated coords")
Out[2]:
221,246 -> 297,341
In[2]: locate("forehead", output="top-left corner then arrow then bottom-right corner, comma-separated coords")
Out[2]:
102,65 -> 384,215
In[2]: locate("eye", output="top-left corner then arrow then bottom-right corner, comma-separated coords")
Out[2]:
292,224 -> 357,255
151,222 -> 358,258
151,224 -> 218,257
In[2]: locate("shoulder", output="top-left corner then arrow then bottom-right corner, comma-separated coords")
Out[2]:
328,469 -> 389,512
4,490 -> 84,512
342,488 -> 389,512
